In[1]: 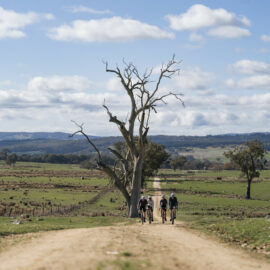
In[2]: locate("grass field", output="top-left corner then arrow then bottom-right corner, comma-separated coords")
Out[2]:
155,169 -> 270,257
177,146 -> 270,163
1,161 -> 270,258
178,147 -> 229,162
0,161 -> 129,237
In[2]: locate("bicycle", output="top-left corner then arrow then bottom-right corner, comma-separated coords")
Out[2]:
139,209 -> 145,224
161,208 -> 167,224
147,205 -> 153,224
170,206 -> 177,224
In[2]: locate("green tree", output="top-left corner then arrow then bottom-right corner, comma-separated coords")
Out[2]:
6,153 -> 18,167
170,155 -> 187,171
113,141 -> 169,187
224,140 -> 266,199
142,142 -> 169,185
0,148 -> 10,160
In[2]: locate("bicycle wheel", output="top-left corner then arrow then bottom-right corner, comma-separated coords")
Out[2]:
171,210 -> 174,224
141,212 -> 144,224
148,211 -> 152,224
162,210 -> 165,223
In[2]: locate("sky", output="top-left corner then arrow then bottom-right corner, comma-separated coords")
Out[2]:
1,0 -> 270,136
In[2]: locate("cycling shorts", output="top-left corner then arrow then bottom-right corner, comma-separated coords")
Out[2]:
139,206 -> 146,212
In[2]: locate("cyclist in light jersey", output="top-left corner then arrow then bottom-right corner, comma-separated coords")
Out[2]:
147,195 -> 154,221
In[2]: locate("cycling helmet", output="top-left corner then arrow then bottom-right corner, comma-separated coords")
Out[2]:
161,194 -> 165,198
171,193 -> 175,197
148,195 -> 152,199
141,195 -> 145,199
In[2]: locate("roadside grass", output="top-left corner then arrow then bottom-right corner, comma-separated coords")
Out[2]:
97,258 -> 151,270
0,216 -> 131,237
154,169 -> 270,256
179,214 -> 270,254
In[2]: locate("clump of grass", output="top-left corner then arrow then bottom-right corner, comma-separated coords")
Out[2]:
121,251 -> 133,257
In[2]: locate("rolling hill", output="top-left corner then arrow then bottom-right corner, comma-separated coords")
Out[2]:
0,132 -> 269,155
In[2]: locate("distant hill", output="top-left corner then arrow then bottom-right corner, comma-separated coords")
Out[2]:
0,132 -> 269,155
0,132 -> 98,141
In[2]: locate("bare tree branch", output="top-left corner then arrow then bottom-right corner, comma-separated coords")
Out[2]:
70,120 -> 102,162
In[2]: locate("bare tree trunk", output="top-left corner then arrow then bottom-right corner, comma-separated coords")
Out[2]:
246,178 -> 252,199
129,157 -> 143,217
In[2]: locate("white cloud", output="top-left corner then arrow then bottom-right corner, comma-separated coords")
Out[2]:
67,5 -> 111,15
166,4 -> 250,31
261,34 -> 270,42
180,111 -> 209,127
0,80 -> 13,87
174,66 -> 214,92
166,4 -> 250,39
227,75 -> 270,90
106,77 -> 123,91
48,16 -> 174,42
226,60 -> 270,90
207,26 -> 250,38
189,32 -> 204,42
28,75 -> 92,92
229,60 -> 270,75
225,78 -> 235,88
0,6 -> 53,39
2,67 -> 270,135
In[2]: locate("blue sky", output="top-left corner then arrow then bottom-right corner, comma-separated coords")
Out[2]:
0,0 -> 270,136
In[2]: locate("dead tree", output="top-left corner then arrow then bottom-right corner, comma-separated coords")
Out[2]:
72,56 -> 184,217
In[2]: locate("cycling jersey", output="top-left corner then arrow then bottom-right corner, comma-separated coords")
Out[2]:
138,198 -> 148,211
169,197 -> 178,209
147,199 -> 154,210
160,198 -> 167,209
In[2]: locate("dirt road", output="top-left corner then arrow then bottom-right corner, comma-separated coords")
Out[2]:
0,178 -> 269,270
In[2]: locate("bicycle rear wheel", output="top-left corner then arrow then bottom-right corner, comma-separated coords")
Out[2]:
148,211 -> 152,224
162,210 -> 165,223
171,210 -> 174,224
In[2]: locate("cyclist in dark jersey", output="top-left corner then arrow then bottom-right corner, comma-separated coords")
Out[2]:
169,193 -> 178,221
137,196 -> 148,221
160,194 -> 168,221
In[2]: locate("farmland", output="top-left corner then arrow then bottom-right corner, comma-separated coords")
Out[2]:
0,161 -> 129,236
155,169 -> 270,257
1,161 -> 270,259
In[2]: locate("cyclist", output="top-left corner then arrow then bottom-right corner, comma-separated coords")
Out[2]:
137,195 -> 148,221
159,194 -> 167,221
169,193 -> 178,221
147,195 -> 154,221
